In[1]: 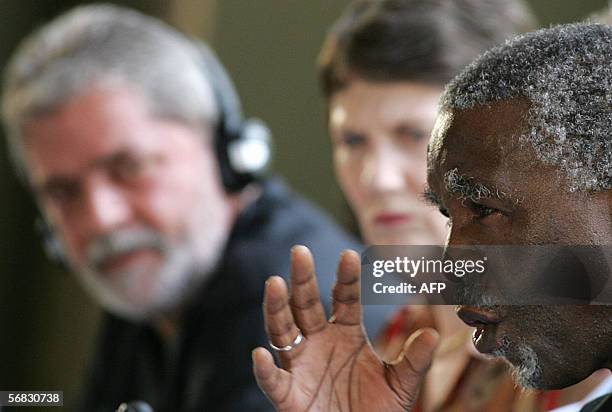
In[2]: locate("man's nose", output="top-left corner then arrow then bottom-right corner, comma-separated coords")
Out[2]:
360,145 -> 405,193
446,223 -> 485,248
80,177 -> 132,235
446,225 -> 466,248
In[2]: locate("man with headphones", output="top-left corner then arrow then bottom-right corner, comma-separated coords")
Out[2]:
1,5 -> 384,411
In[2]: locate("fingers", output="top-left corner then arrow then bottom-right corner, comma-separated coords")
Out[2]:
252,347 -> 292,407
289,246 -> 327,336
396,328 -> 439,372
380,308 -> 413,361
381,306 -> 431,361
387,328 -> 440,405
331,250 -> 362,326
264,276 -> 305,363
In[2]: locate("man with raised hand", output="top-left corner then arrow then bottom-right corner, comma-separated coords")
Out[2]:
254,22 -> 612,412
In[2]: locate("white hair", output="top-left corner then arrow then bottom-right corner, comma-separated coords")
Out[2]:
441,23 -> 612,192
2,3 -> 218,179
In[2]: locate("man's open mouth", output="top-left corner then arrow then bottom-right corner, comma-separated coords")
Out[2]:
456,305 -> 503,354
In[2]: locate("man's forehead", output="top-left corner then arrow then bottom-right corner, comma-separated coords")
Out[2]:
22,87 -> 161,184
427,98 -> 532,194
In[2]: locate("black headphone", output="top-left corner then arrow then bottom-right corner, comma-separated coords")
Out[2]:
37,41 -> 273,264
194,41 -> 272,192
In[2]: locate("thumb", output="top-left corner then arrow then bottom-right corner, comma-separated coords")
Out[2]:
386,328 -> 439,405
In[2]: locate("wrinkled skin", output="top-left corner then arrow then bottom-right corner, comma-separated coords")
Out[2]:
253,246 -> 439,411
426,98 -> 612,389
255,98 -> 611,412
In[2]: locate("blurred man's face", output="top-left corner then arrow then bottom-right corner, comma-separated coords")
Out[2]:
329,79 -> 448,245
23,86 -> 235,320
426,98 -> 612,390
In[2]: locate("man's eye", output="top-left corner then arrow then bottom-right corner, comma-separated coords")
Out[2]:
111,155 -> 157,182
438,207 -> 450,218
341,132 -> 367,148
113,160 -> 143,181
44,184 -> 80,205
470,202 -> 497,218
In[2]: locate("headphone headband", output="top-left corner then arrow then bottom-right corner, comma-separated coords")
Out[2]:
194,41 -> 272,192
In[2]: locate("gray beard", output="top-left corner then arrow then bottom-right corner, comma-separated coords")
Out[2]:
75,223 -> 227,321
492,337 -> 542,389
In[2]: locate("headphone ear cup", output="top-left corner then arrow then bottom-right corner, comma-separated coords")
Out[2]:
227,118 -> 272,176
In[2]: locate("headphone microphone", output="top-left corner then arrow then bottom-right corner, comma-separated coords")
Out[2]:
116,401 -> 154,412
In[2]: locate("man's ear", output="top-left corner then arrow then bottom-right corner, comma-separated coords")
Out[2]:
228,182 -> 262,219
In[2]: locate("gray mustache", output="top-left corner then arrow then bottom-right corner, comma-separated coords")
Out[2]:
86,228 -> 165,270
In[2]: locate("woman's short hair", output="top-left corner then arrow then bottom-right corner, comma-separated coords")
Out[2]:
318,0 -> 536,98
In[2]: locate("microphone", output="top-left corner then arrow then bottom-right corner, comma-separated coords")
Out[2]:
115,401 -> 154,412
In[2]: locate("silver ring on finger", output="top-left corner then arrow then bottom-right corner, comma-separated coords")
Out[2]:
269,331 -> 303,352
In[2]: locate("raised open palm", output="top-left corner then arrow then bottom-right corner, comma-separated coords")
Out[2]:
252,246 -> 439,411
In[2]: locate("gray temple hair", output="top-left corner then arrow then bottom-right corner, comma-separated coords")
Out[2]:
440,23 -> 612,192
1,3 -> 218,180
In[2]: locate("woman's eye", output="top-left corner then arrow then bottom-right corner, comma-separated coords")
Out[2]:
397,126 -> 427,142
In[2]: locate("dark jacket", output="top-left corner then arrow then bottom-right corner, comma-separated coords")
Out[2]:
580,393 -> 612,412
78,178 -> 391,412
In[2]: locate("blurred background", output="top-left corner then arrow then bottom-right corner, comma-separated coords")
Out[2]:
0,0 -> 608,409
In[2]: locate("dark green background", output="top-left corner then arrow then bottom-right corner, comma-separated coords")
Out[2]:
0,0 -> 607,409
